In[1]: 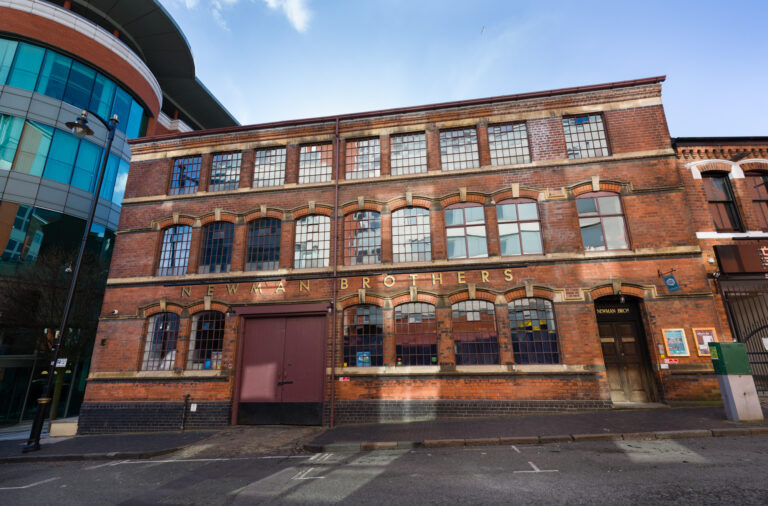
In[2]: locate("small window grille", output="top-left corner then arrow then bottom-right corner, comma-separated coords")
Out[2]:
299,143 -> 333,183
253,147 -> 286,187
391,132 -> 427,175
344,211 -> 381,265
452,300 -> 498,365
440,128 -> 479,170
209,152 -> 242,191
343,305 -> 383,367
394,303 -> 437,366
157,225 -> 192,276
141,313 -> 179,371
563,115 -> 609,159
187,311 -> 224,370
392,207 -> 431,263
294,215 -> 330,268
169,156 -> 201,195
345,138 -> 380,179
509,298 -> 560,364
489,123 -> 530,165
200,222 -> 234,273
246,218 -> 281,270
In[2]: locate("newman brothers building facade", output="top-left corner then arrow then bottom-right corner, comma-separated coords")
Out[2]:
0,0 -> 237,425
80,76 -> 746,432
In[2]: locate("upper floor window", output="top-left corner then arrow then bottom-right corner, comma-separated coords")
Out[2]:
200,222 -> 234,273
141,313 -> 179,371
253,147 -> 286,187
394,303 -> 437,366
445,204 -> 488,259
702,173 -> 742,232
299,143 -> 333,184
509,298 -> 560,364
169,156 -> 201,195
440,128 -> 479,170
247,218 -> 281,270
187,311 -> 224,370
746,171 -> 768,229
209,152 -> 242,191
344,211 -> 381,265
563,115 -> 609,159
345,138 -> 380,179
294,215 -> 330,268
452,300 -> 498,365
391,132 -> 427,175
497,199 -> 543,256
489,123 -> 530,165
343,305 -> 383,367
577,193 -> 629,251
392,207 -> 431,263
157,225 -> 192,276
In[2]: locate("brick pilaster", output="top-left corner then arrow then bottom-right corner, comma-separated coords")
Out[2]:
380,134 -> 391,177
477,122 -> 491,167
426,126 -> 441,172
239,150 -> 254,189
198,153 -> 212,192
284,144 -> 299,184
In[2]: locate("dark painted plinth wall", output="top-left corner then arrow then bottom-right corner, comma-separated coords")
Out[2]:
78,401 -> 231,434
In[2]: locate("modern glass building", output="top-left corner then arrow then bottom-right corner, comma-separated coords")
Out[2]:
0,0 -> 238,425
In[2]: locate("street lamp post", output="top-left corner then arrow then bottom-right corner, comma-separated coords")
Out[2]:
23,110 -> 118,453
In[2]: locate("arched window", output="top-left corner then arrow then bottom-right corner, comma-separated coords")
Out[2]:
294,215 -> 330,268
247,218 -> 281,270
157,225 -> 192,276
576,192 -> 629,251
392,207 -> 431,262
187,311 -> 225,370
701,173 -> 742,232
344,211 -> 381,265
343,305 -> 383,367
745,171 -> 768,229
445,203 -> 488,259
452,300 -> 498,365
509,298 -> 560,364
497,199 -> 542,256
394,303 -> 437,366
141,312 -> 179,371
199,222 -> 234,273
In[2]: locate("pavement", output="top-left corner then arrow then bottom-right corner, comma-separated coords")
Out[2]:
0,405 -> 765,463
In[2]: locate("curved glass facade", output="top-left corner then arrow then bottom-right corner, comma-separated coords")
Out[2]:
0,37 -> 148,138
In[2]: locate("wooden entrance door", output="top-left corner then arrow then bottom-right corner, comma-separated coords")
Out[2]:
599,321 -> 650,402
237,315 -> 325,425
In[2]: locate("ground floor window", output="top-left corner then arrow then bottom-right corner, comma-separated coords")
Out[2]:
509,298 -> 560,364
394,302 -> 437,366
452,300 -> 498,365
343,305 -> 383,367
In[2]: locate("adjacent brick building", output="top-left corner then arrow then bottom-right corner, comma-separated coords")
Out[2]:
79,76 -> 740,432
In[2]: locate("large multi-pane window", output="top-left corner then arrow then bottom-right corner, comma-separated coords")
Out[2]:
246,218 -> 281,270
253,147 -> 286,187
0,37 -> 147,137
141,313 -> 180,371
394,303 -> 437,366
497,199 -> 543,256
445,204 -> 488,259
563,115 -> 609,159
392,207 -> 431,262
391,132 -> 427,175
299,143 -> 333,183
509,298 -> 560,364
440,128 -> 479,170
209,152 -> 242,191
489,123 -> 530,165
452,300 -> 498,365
343,305 -> 383,367
169,156 -> 202,195
294,215 -> 330,268
702,173 -> 742,232
344,211 -> 381,265
157,225 -> 192,276
199,222 -> 234,273
0,113 -> 128,204
345,138 -> 380,179
746,171 -> 768,229
577,193 -> 629,251
187,311 -> 225,370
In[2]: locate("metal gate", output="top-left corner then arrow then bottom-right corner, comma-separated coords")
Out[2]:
721,280 -> 768,394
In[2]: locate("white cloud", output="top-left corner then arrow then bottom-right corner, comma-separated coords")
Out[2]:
264,0 -> 311,32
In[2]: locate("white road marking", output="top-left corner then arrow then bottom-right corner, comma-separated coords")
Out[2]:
514,461 -> 559,473
510,445 -> 521,453
291,467 -> 324,480
258,455 -> 310,459
0,477 -> 60,490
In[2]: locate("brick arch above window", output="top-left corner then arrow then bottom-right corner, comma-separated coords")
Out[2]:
142,302 -> 185,318
388,196 -> 433,212
186,301 -> 231,315
293,204 -> 334,219
587,283 -> 647,301
686,160 -> 744,180
153,215 -> 196,230
244,208 -> 284,222
739,160 -> 768,173
504,286 -> 556,303
439,192 -> 487,208
391,291 -> 439,307
493,187 -> 541,202
200,211 -> 238,226
340,200 -> 384,216
571,180 -> 625,197
337,293 -> 386,310
447,289 -> 498,305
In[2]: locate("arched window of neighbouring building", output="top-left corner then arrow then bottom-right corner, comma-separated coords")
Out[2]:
451,300 -> 498,365
394,303 -> 437,366
577,192 -> 629,251
508,298 -> 560,364
343,305 -> 383,367
187,311 -> 225,370
157,225 -> 192,276
141,312 -> 179,371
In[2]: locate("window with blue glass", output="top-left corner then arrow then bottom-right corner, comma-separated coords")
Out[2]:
36,51 -> 71,100
0,114 -> 24,171
0,39 -> 18,84
42,129 -> 79,184
89,74 -> 116,120
13,121 -> 53,176
7,43 -> 44,91
71,141 -> 102,193
63,61 -> 96,111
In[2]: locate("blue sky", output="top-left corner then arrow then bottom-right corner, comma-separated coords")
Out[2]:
161,0 -> 767,137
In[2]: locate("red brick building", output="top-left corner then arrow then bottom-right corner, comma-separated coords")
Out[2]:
79,76 -> 737,432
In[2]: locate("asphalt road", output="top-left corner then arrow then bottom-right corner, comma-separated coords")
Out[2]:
1,436 -> 767,505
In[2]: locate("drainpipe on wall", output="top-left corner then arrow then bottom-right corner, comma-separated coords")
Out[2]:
330,117 -> 341,428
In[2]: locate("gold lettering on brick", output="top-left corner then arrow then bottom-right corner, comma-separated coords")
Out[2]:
181,286 -> 192,297
300,280 -> 310,292
340,278 -> 348,290
275,281 -> 286,293
457,271 -> 466,284
409,274 -> 418,286
383,275 -> 396,287
226,284 -> 238,295
250,283 -> 262,295
481,270 -> 490,283
362,277 -> 370,289
432,272 -> 443,285
207,285 -> 215,296
504,269 -> 513,282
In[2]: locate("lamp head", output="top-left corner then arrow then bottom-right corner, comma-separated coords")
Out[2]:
66,110 -> 94,139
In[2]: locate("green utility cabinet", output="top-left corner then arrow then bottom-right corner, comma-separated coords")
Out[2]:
709,342 -> 763,422
709,342 -> 752,375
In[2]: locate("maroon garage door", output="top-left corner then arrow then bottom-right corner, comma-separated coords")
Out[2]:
237,315 -> 325,425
